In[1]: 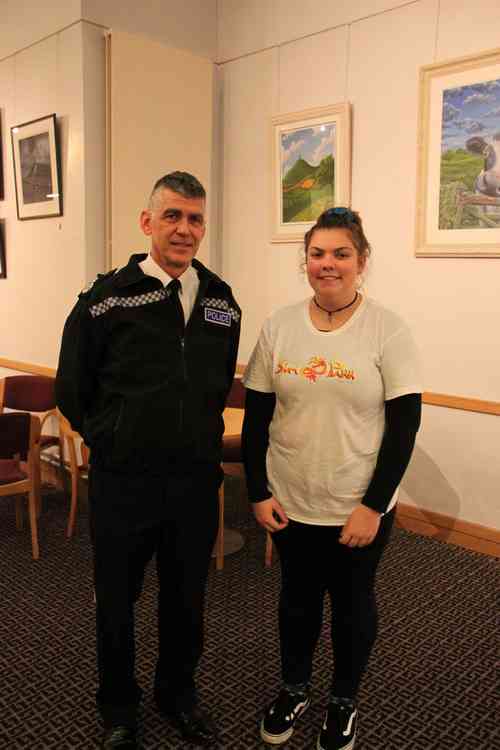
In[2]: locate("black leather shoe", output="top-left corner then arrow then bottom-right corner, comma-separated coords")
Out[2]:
162,705 -> 218,747
101,725 -> 138,749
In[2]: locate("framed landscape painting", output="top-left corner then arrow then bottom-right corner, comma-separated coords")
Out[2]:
0,119 -> 4,201
0,221 -> 6,279
11,113 -> 63,220
271,103 -> 351,243
415,48 -> 500,257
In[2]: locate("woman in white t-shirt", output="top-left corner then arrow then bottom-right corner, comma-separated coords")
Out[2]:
242,207 -> 422,750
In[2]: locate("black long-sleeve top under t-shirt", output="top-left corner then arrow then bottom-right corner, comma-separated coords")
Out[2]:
241,388 -> 422,515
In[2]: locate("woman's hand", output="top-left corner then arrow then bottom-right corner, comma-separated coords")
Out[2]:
252,497 -> 289,533
339,505 -> 381,547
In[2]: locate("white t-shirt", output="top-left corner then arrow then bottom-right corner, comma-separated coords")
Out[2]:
243,296 -> 422,525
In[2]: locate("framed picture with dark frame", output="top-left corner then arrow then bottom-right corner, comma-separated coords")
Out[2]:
0,221 -> 6,278
11,113 -> 63,220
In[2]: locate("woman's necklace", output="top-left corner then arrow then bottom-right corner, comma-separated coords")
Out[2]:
313,292 -> 358,321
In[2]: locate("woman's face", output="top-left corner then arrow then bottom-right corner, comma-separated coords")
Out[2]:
306,227 -> 365,301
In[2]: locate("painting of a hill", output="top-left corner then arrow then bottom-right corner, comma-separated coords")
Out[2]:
282,154 -> 335,223
280,123 -> 336,224
272,104 -> 351,242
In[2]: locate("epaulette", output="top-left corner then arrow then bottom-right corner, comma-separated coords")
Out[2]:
78,269 -> 117,298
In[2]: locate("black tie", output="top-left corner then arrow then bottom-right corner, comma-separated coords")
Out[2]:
167,278 -> 185,334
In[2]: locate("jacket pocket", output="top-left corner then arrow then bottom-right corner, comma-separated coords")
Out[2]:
111,389 -> 178,464
83,401 -> 120,450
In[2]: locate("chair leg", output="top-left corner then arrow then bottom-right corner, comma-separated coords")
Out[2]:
65,435 -> 79,538
58,437 -> 66,491
34,448 -> 43,517
215,482 -> 225,570
15,498 -> 24,530
27,484 -> 40,560
265,531 -> 273,567
66,469 -> 78,538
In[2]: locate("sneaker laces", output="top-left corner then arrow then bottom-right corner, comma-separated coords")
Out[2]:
329,695 -> 355,709
270,687 -> 309,719
284,681 -> 310,698
107,726 -> 134,745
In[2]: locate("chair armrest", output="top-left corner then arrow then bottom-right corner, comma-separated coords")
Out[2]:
81,443 -> 90,470
40,408 -> 57,433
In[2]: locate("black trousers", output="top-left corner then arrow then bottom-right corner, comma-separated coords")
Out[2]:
88,462 -> 220,728
272,509 -> 395,700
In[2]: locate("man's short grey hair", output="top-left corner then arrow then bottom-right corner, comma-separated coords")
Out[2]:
148,171 -> 206,211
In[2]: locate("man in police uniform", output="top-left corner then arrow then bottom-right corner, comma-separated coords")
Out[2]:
56,172 -> 241,749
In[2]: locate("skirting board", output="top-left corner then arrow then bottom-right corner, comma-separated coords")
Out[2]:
396,503 -> 500,558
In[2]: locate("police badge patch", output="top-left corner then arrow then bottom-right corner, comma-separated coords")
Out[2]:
204,307 -> 231,327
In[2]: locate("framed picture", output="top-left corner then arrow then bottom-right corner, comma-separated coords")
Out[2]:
11,113 -> 62,220
0,221 -> 6,278
0,119 -> 4,201
415,48 -> 500,257
271,103 -> 351,243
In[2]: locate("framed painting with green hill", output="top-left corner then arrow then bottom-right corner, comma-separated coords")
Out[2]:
271,103 -> 351,243
415,47 -> 500,257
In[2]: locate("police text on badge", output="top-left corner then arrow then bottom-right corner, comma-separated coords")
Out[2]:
204,307 -> 231,327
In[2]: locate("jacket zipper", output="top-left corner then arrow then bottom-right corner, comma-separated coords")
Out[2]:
179,336 -> 186,433
114,401 -> 124,433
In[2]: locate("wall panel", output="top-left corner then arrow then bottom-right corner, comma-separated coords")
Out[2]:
0,27 -> 87,368
0,0 -> 80,60
109,31 -> 214,270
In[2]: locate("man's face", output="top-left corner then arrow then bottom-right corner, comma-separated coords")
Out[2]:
140,188 -> 206,276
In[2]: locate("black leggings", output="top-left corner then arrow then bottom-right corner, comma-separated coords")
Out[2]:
272,509 -> 395,699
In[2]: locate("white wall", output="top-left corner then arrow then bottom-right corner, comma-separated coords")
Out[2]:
83,0 -> 217,61
217,0 -> 415,62
217,0 -> 500,528
82,24 -> 106,283
0,22 -> 105,369
109,31 -> 215,270
0,0 -> 217,62
0,0 -> 81,59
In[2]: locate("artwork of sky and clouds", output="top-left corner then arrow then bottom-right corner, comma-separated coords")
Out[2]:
280,123 -> 336,223
440,77 -> 500,229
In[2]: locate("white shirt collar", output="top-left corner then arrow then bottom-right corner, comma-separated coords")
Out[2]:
139,254 -> 198,295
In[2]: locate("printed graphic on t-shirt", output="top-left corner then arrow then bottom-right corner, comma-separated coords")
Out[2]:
276,355 -> 356,382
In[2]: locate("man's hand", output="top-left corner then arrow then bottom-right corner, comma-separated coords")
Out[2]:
252,497 -> 289,533
339,505 -> 381,548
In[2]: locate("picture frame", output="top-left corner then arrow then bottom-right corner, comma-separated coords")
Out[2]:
0,221 -> 6,279
0,119 -> 4,201
271,103 -> 351,243
415,47 -> 500,257
11,113 -> 62,220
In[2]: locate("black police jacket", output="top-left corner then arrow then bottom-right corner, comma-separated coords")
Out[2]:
56,254 -> 241,470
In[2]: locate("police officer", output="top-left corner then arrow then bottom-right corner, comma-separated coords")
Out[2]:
56,172 -> 241,749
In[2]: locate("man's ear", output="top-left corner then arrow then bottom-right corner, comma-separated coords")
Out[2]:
140,209 -> 152,236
